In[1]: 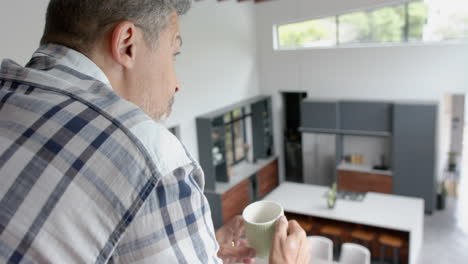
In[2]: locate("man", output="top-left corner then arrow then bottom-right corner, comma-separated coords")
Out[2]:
0,0 -> 310,263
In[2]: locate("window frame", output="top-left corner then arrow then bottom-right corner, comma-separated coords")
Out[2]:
274,0 -> 468,50
224,108 -> 250,166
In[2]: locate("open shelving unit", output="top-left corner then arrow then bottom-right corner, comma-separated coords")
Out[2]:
196,95 -> 279,228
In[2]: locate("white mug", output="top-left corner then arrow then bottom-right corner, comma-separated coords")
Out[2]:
242,200 -> 284,258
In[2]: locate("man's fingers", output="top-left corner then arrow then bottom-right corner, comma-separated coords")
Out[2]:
217,215 -> 256,264
237,238 -> 249,247
285,220 -> 307,256
219,245 -> 255,264
270,217 -> 310,264
296,235 -> 311,264
303,237 -> 312,263
242,257 -> 256,264
233,215 -> 246,239
222,244 -> 256,258
275,216 -> 288,240
238,221 -> 246,236
236,247 -> 256,259
287,220 -> 306,237
233,225 -> 243,241
285,237 -> 298,250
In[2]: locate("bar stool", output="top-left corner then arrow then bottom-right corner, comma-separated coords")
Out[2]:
351,229 -> 376,253
379,234 -> 403,264
320,225 -> 343,256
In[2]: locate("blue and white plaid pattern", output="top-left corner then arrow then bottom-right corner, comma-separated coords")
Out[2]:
0,44 -> 221,263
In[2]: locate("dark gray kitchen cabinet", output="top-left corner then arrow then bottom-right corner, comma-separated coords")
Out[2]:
340,101 -> 393,134
392,103 -> 437,213
300,100 -> 338,132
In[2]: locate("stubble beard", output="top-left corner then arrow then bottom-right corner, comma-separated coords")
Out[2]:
157,96 -> 175,123
142,94 -> 175,123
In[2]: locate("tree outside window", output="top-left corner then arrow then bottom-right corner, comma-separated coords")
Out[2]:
278,17 -> 336,48
276,0 -> 467,49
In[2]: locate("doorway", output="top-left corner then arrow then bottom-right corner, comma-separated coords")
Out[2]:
281,91 -> 307,183
444,94 -> 466,197
460,103 -> 468,204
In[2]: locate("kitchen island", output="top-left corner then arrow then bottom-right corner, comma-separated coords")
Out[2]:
263,182 -> 424,264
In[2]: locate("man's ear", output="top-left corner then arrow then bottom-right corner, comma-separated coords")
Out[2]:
110,21 -> 138,69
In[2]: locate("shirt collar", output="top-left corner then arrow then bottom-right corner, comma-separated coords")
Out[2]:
32,44 -> 112,87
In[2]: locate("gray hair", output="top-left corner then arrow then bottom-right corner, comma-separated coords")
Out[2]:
40,0 -> 191,53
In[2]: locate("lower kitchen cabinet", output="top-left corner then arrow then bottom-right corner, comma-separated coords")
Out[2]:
338,169 -> 392,194
258,159 -> 279,198
205,158 -> 279,229
221,179 -> 250,223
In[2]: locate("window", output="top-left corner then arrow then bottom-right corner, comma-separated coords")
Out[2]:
276,0 -> 467,49
338,12 -> 372,44
223,108 -> 249,166
368,6 -> 406,43
278,17 -> 336,48
408,1 -> 429,41
423,0 -> 468,41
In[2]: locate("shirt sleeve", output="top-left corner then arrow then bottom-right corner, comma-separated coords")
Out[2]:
108,163 -> 223,264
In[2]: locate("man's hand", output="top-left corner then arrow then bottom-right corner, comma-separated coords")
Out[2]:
216,215 -> 256,264
269,216 -> 310,264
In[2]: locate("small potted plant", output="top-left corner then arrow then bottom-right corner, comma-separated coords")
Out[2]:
327,183 -> 337,209
436,181 -> 447,210
448,152 -> 458,172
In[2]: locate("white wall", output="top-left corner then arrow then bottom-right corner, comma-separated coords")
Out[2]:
342,136 -> 391,167
0,0 -> 49,65
441,94 -> 453,174
0,0 -> 260,161
172,0 -> 260,160
256,0 -> 468,181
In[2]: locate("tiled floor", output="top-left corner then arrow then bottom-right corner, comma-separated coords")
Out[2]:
416,126 -> 468,264
371,194 -> 468,264
416,197 -> 468,264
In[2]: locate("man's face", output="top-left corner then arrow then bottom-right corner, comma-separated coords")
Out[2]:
133,11 -> 181,121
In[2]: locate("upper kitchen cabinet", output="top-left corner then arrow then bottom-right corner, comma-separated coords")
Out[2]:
300,100 -> 339,133
340,101 -> 393,136
300,100 -> 392,136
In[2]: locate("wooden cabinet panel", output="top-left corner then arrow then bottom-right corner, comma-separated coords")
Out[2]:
258,160 -> 279,198
338,170 -> 392,194
221,179 -> 250,223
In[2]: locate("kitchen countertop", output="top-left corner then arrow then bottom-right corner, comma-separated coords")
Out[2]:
263,182 -> 424,264
263,182 -> 422,232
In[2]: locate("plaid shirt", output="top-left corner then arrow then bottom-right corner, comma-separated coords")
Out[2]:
0,44 -> 222,263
